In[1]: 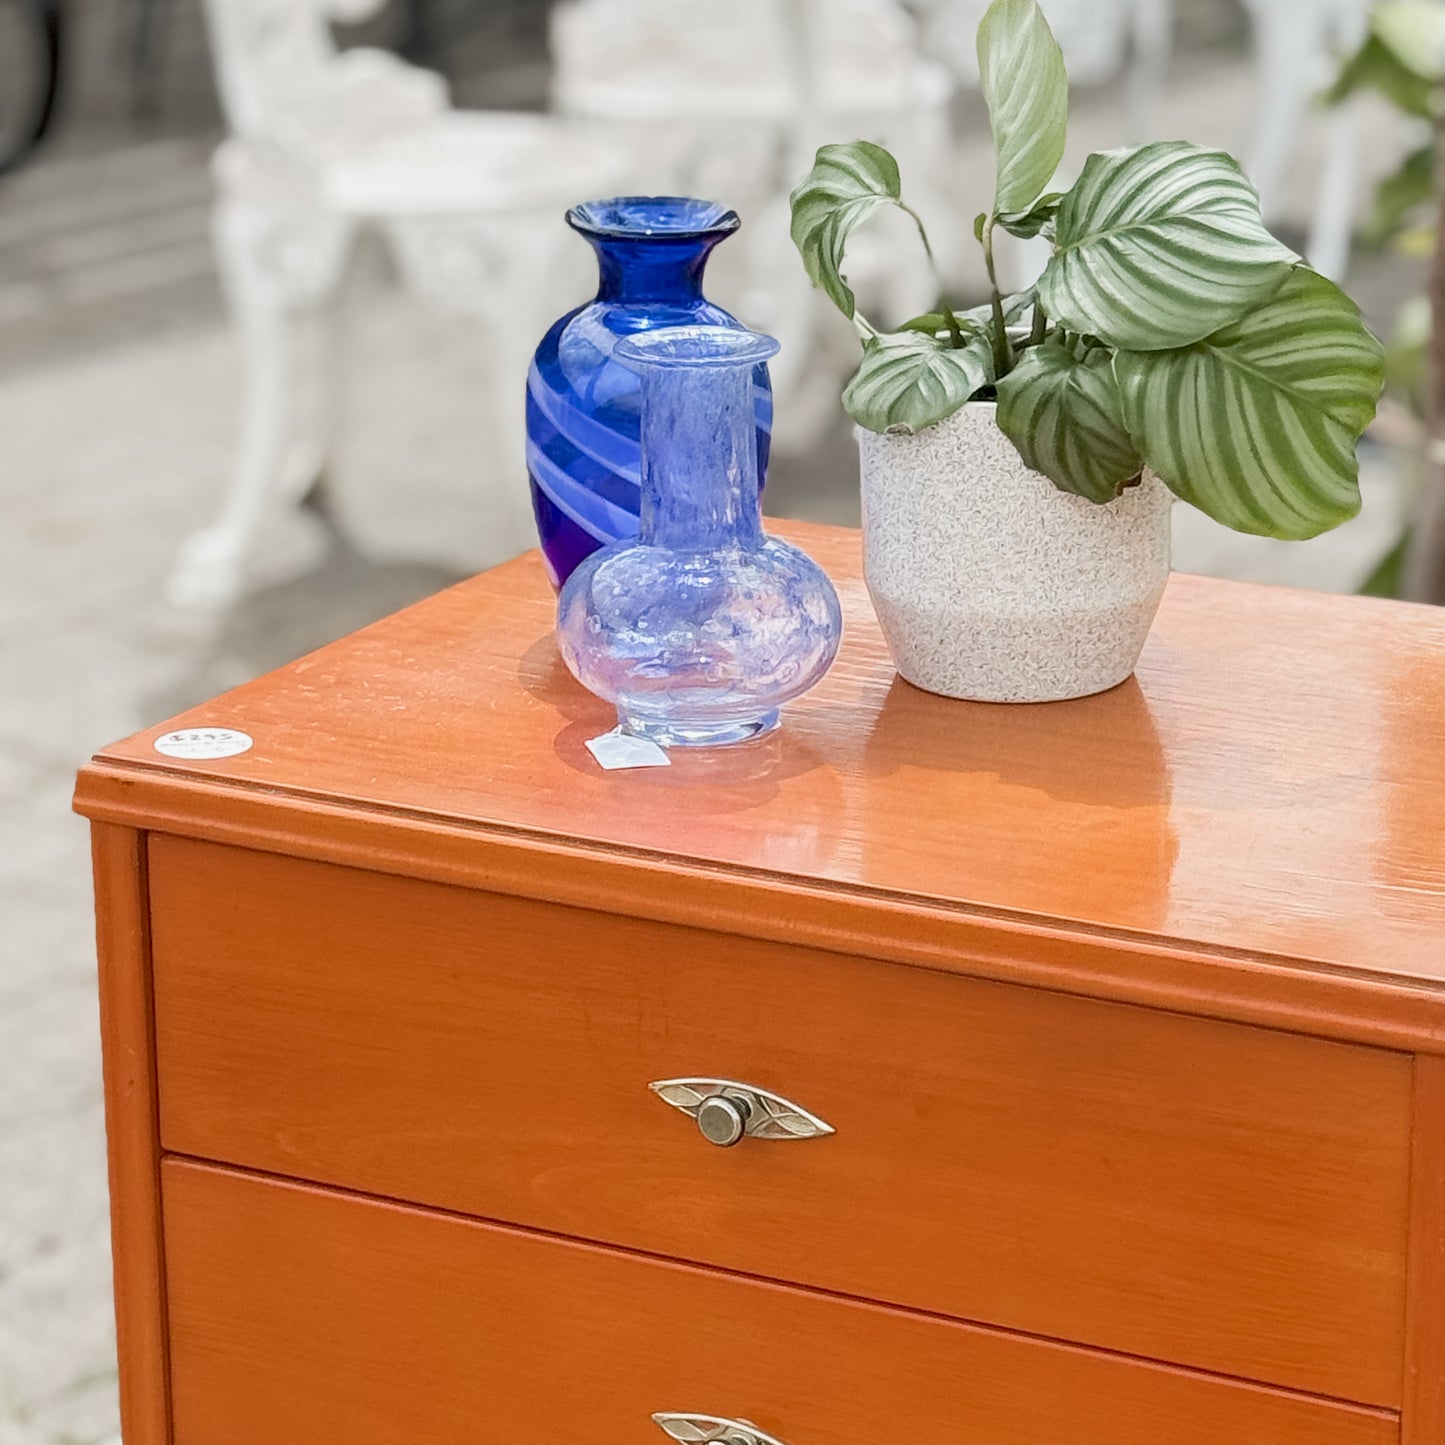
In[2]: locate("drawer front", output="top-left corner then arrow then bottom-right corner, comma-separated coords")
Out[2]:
163,1160 -> 1397,1445
149,837 -> 1412,1404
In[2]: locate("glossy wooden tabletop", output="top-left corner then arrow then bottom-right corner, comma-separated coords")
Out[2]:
81,523 -> 1445,987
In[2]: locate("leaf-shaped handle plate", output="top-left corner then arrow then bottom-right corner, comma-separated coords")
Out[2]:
653,1412 -> 790,1445
648,1079 -> 834,1143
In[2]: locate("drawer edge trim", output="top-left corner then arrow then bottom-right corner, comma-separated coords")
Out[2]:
77,761 -> 1445,1054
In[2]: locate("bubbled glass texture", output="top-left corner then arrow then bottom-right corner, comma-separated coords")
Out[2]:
556,327 -> 841,749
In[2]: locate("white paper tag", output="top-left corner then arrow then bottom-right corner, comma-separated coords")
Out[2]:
585,728 -> 671,771
153,727 -> 254,760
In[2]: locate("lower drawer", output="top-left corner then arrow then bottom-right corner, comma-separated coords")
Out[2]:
162,1161 -> 1397,1445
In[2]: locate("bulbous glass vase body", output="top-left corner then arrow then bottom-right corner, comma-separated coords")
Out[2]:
557,327 -> 841,748
526,197 -> 773,589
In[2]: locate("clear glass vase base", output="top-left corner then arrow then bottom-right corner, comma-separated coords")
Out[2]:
618,709 -> 781,750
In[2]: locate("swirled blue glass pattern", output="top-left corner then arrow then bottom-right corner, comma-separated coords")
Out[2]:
526,197 -> 772,588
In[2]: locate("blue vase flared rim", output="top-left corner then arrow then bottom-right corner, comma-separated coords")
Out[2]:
566,196 -> 741,242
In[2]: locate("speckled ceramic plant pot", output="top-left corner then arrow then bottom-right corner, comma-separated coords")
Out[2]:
857,402 -> 1172,703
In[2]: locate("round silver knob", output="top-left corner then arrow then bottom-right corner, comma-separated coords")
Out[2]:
696,1093 -> 751,1147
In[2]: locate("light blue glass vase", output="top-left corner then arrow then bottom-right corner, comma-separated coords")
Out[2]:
556,327 -> 842,748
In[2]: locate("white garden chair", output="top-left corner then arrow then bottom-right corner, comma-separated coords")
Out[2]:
549,0 -> 956,444
1237,0 -> 1373,283
171,0 -> 628,609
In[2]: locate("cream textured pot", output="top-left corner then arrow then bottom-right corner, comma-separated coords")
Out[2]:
857,402 -> 1172,703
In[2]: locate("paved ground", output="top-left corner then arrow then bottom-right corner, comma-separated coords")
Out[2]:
0,5 -> 1431,1442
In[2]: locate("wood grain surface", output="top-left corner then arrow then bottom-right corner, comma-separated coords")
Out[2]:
161,1160 -> 1400,1445
1404,1055 -> 1445,1445
149,836 -> 1414,1405
75,524 -> 1445,1004
90,825 -> 169,1445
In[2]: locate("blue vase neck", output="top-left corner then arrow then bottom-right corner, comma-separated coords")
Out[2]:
619,328 -> 779,553
591,236 -> 715,306
568,197 -> 740,308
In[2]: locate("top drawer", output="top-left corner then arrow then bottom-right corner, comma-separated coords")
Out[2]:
148,837 -> 1412,1405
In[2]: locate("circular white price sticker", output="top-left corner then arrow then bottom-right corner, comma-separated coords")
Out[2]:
153,728 -> 254,760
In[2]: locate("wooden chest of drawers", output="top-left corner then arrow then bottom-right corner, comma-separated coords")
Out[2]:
75,523 -> 1445,1445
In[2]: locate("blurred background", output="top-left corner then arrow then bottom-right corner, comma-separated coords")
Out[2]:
0,2 -> 1439,1441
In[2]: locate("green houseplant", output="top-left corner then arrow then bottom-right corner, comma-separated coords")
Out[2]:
790,0 -> 1386,702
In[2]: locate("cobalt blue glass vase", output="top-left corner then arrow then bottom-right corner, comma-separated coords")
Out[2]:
526,196 -> 773,589
556,326 -> 841,749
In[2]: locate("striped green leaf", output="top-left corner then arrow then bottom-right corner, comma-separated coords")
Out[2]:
978,0 -> 1069,221
1039,142 -> 1297,352
900,311 -> 982,337
899,290 -> 1034,339
1115,267 -> 1385,539
1002,192 -> 1063,240
996,340 -> 1143,502
790,141 -> 905,320
843,330 -> 995,434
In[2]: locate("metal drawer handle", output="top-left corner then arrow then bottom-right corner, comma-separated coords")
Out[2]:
653,1411 -> 790,1445
648,1078 -> 834,1148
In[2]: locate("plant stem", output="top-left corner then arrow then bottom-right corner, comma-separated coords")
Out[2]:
941,300 -> 966,350
1014,303 -> 1050,354
906,201 -> 966,350
981,218 -> 1013,377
